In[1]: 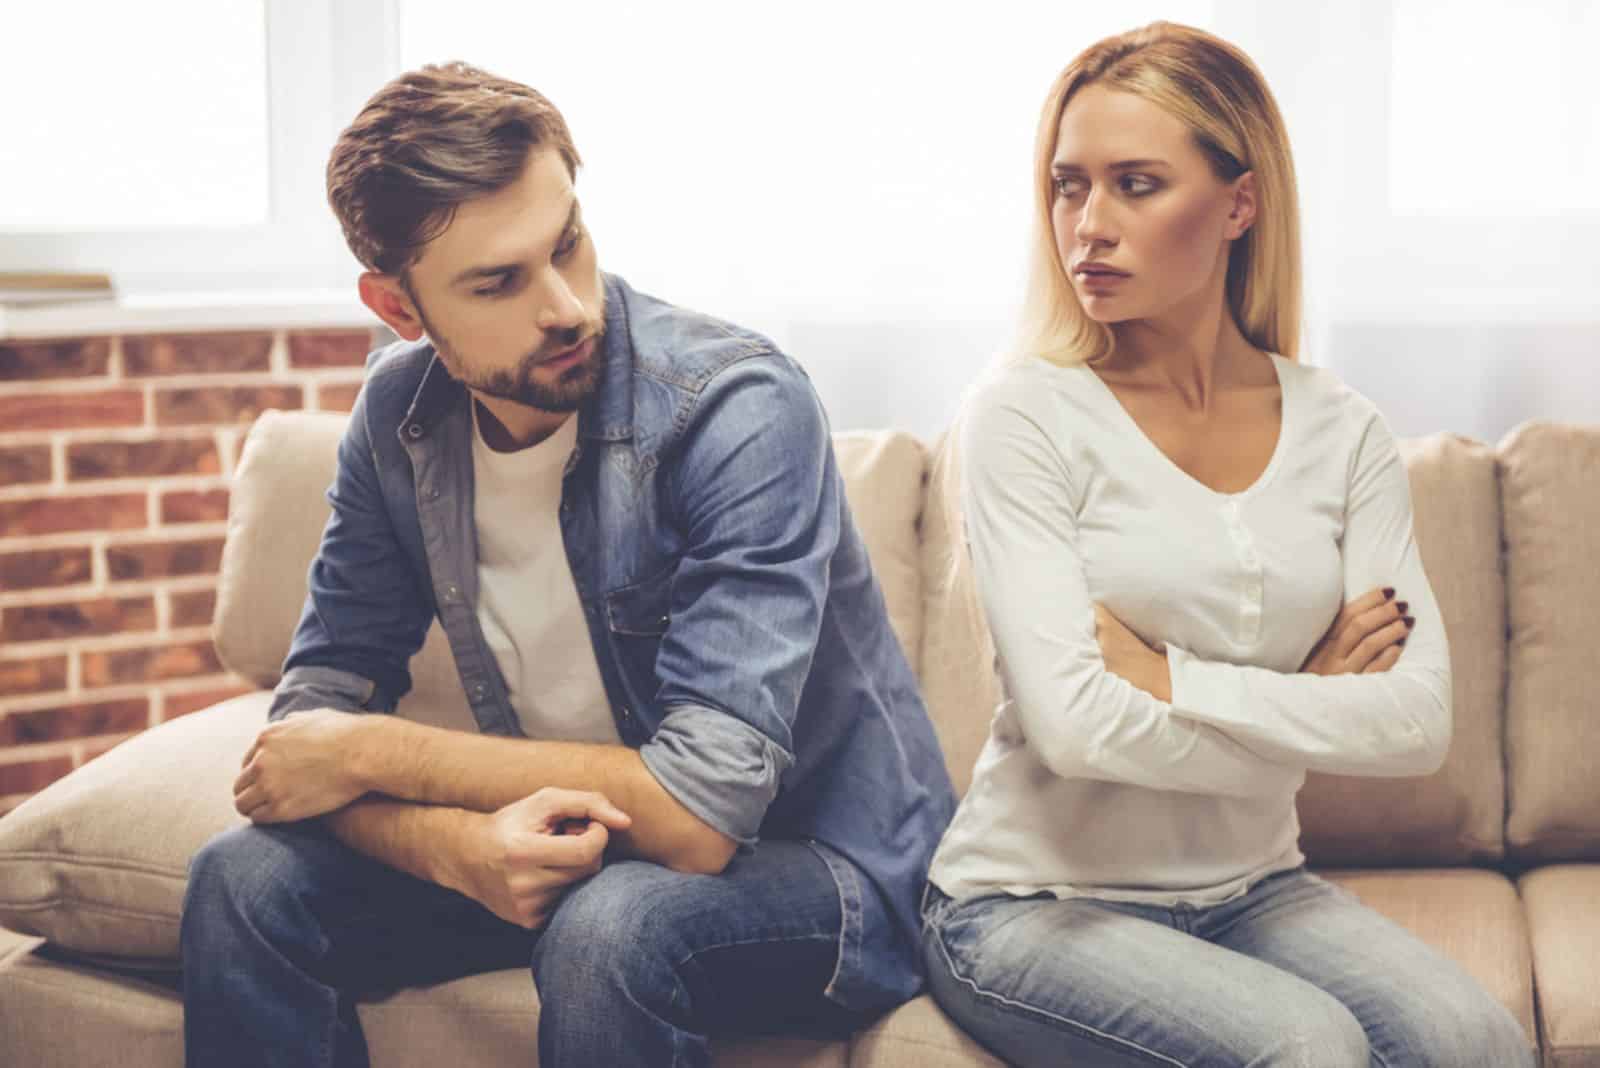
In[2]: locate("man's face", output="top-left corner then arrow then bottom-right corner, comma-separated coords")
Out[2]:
402,147 -> 606,412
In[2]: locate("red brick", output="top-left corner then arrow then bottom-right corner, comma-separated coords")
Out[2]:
161,488 -> 230,524
106,537 -> 225,581
67,436 -> 221,481
1,595 -> 156,643
0,338 -> 112,382
123,332 -> 272,376
0,547 -> 93,591
0,656 -> 68,698
0,493 -> 146,537
170,587 -> 217,628
0,756 -> 72,795
0,445 -> 52,485
81,639 -> 223,687
316,382 -> 364,413
0,390 -> 143,432
163,683 -> 253,719
155,385 -> 302,427
0,698 -> 148,746
288,330 -> 373,369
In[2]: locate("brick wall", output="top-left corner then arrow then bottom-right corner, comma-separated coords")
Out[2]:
0,328 -> 377,815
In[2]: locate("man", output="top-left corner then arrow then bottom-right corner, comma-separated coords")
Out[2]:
180,62 -> 955,1068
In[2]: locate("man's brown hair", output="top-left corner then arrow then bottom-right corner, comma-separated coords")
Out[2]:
326,61 -> 581,276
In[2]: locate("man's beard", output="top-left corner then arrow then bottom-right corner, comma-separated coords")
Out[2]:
415,301 -> 607,413
459,324 -> 605,412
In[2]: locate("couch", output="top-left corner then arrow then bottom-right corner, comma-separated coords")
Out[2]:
1,407 -> 1596,1067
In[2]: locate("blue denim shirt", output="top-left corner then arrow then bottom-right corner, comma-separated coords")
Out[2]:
269,274 -> 956,1011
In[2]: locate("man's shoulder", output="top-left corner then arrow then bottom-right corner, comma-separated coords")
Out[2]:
355,337 -> 435,425
612,276 -> 792,396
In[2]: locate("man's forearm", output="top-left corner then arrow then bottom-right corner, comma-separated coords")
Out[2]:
323,796 -> 480,894
348,717 -> 734,874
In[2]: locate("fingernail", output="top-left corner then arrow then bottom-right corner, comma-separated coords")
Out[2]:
1396,601 -> 1409,614
1397,637 -> 1407,646
1404,616 -> 1415,628
1383,587 -> 1396,599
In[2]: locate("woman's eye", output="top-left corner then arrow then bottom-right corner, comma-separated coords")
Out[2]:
1053,177 -> 1084,198
1122,175 -> 1159,195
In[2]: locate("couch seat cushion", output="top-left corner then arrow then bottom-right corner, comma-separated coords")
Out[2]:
1322,868 -> 1535,1045
1520,865 -> 1600,1068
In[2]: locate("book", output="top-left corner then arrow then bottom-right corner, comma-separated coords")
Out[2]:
0,272 -> 116,306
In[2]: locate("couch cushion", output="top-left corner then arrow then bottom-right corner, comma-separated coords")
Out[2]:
216,411 -> 927,707
1321,868 -> 1535,1046
1520,865 -> 1600,1068
850,994 -> 1006,1068
1499,422 -> 1600,861
1296,434 -> 1508,864
916,437 -> 1003,796
0,938 -> 183,1068
0,694 -> 264,959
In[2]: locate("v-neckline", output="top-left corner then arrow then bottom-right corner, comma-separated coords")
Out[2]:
1080,353 -> 1291,502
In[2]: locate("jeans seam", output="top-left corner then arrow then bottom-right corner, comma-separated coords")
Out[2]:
674,931 -> 839,974
930,920 -> 1189,1068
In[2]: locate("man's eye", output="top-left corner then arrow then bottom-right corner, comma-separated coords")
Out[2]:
555,227 -> 583,261
473,276 -> 513,297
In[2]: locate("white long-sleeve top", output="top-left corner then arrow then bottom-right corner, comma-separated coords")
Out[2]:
928,353 -> 1451,907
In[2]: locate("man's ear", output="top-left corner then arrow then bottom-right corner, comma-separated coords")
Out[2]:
359,272 -> 427,341
1226,171 -> 1258,240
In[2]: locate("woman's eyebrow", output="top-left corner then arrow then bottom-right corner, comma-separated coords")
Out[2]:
1051,158 -> 1172,174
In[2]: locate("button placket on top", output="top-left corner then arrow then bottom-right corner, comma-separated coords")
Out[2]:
1223,497 -> 1264,642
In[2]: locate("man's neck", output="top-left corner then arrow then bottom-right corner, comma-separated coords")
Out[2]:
473,394 -> 573,452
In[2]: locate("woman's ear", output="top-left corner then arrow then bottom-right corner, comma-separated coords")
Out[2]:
1226,171 -> 1258,240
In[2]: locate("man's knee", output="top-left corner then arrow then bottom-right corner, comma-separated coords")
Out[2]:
181,823 -> 336,957
534,862 -> 693,995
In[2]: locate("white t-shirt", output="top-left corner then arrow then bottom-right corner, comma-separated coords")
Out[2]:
928,353 -> 1451,907
471,402 -> 619,745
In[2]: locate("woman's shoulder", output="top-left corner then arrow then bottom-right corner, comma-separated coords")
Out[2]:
966,355 -> 1104,423
1275,354 -> 1387,437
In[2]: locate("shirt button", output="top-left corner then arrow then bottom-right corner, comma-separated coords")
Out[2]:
444,584 -> 460,601
618,706 -> 632,721
406,423 -> 424,439
471,683 -> 487,700
427,486 -> 440,500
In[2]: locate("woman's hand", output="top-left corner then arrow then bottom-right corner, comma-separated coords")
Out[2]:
1094,604 -> 1171,701
1301,586 -> 1414,676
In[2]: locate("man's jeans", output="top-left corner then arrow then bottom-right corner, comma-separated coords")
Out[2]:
922,867 -> 1535,1068
181,822 -> 864,1068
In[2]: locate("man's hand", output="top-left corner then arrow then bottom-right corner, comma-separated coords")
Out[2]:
234,709 -> 372,823
1301,586 -> 1413,676
448,788 -> 633,930
1094,604 -> 1171,701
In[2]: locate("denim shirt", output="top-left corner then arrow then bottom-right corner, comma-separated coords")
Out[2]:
269,273 -> 956,1011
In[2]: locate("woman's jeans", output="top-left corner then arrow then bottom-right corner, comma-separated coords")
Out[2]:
180,822 -> 863,1068
922,867 -> 1535,1068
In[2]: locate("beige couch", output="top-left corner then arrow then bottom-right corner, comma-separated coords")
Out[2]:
1,409 -> 1596,1067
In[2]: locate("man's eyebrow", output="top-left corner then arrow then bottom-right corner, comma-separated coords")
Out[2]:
1051,158 -> 1172,174
448,200 -> 581,286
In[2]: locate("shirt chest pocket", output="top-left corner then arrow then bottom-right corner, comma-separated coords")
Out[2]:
603,567 -> 674,709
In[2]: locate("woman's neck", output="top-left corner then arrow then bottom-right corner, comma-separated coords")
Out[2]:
1105,275 -> 1264,412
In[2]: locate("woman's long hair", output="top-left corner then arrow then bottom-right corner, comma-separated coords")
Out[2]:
934,22 -> 1304,642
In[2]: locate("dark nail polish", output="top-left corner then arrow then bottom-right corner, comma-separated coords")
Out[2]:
1397,637 -> 1407,646
1396,601 -> 1409,614
1404,616 -> 1415,628
1383,587 -> 1396,599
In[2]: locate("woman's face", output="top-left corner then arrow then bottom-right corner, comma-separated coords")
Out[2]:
1050,84 -> 1254,326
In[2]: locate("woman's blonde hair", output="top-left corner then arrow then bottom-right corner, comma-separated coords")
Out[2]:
933,22 -> 1303,633
1017,20 -> 1302,367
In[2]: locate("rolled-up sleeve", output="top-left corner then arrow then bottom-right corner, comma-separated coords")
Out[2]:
636,354 -> 834,844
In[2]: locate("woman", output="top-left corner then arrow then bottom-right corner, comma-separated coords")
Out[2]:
923,22 -> 1533,1068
